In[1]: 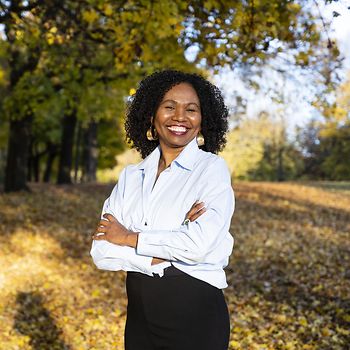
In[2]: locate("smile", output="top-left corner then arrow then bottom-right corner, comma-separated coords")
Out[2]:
167,126 -> 188,134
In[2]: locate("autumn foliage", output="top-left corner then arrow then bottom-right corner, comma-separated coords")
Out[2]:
0,182 -> 349,349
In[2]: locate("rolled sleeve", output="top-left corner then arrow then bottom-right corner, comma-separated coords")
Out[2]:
91,240 -> 153,275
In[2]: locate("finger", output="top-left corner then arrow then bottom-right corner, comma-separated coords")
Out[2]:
187,202 -> 205,218
92,233 -> 106,240
187,201 -> 204,217
189,206 -> 206,220
103,213 -> 117,222
189,207 -> 206,221
186,200 -> 199,215
95,225 -> 107,234
98,219 -> 109,227
190,200 -> 199,208
194,201 -> 205,208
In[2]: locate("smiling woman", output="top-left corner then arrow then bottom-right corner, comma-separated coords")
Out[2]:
90,70 -> 234,350
154,83 -> 202,154
125,70 -> 229,158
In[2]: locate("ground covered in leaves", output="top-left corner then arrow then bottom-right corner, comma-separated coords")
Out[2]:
0,182 -> 349,350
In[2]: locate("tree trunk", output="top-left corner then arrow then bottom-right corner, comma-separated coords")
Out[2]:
0,148 -> 6,185
32,143 -> 41,183
3,4 -> 40,192
57,113 -> 77,184
27,140 -> 33,182
43,142 -> 58,183
82,121 -> 98,182
277,146 -> 284,181
4,116 -> 32,192
74,122 -> 82,183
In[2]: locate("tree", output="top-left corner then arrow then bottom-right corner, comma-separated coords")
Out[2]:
295,120 -> 327,179
295,70 -> 350,180
1,1 -> 42,191
0,0 -> 340,190
221,112 -> 272,179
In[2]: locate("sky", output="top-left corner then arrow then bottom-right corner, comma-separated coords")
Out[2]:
214,0 -> 350,134
325,0 -> 350,69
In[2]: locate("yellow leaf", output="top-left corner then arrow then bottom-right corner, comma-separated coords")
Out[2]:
342,314 -> 350,322
229,340 -> 240,348
15,30 -> 24,40
104,4 -> 113,16
82,9 -> 99,23
321,327 -> 331,337
299,317 -> 308,327
276,314 -> 287,323
46,33 -> 55,45
285,341 -> 296,350
92,289 -> 100,298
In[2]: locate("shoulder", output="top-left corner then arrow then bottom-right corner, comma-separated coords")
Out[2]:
114,163 -> 140,186
196,150 -> 230,173
195,151 -> 231,182
109,164 -> 140,198
122,163 -> 139,175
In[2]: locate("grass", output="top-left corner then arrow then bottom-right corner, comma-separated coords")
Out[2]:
298,181 -> 350,193
0,181 -> 349,350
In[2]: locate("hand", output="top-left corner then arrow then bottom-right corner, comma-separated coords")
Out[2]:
184,201 -> 206,223
92,213 -> 134,246
151,257 -> 166,265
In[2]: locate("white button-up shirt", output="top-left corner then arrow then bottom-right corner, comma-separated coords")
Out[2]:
90,138 -> 235,289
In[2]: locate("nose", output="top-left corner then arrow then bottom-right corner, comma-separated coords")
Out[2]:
172,106 -> 186,121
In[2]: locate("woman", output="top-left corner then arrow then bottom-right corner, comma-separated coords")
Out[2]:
91,70 -> 235,350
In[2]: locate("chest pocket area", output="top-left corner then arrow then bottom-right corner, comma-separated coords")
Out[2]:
150,185 -> 199,230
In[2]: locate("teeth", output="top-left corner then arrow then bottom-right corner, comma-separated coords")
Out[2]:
168,126 -> 187,132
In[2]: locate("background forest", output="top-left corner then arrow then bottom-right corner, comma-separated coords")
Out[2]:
0,1 -> 349,350
0,0 -> 349,190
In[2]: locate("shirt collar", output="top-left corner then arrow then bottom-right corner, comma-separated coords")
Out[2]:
137,137 -> 200,172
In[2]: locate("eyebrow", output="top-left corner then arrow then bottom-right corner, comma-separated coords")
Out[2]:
160,99 -> 200,108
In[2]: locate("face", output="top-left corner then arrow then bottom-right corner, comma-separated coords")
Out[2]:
153,82 -> 202,152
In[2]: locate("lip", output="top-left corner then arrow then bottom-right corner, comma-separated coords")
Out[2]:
166,125 -> 189,136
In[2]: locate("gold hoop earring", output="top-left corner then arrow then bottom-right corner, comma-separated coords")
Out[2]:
146,125 -> 158,141
196,132 -> 205,146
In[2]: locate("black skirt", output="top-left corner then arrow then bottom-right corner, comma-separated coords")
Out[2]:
125,265 -> 230,350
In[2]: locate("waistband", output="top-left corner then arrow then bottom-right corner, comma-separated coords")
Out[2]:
158,265 -> 185,277
128,265 -> 185,278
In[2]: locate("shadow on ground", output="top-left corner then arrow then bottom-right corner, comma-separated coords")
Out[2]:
14,292 -> 71,350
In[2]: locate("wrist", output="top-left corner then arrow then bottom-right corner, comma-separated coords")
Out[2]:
125,231 -> 138,248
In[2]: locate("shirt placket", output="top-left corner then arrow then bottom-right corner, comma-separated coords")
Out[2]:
141,165 -> 157,228
143,166 -> 172,228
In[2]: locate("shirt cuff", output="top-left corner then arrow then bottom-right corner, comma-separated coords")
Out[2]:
137,231 -> 170,260
128,254 -> 154,275
91,240 -> 154,276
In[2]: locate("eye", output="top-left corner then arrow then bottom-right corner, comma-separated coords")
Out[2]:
165,106 -> 174,110
187,109 -> 196,112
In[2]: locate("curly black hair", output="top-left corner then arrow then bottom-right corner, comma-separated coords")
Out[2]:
125,70 -> 229,159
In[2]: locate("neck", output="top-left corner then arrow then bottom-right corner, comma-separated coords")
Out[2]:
159,143 -> 185,168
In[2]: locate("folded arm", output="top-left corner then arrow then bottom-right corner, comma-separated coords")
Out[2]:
92,158 -> 235,266
90,167 -> 207,273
